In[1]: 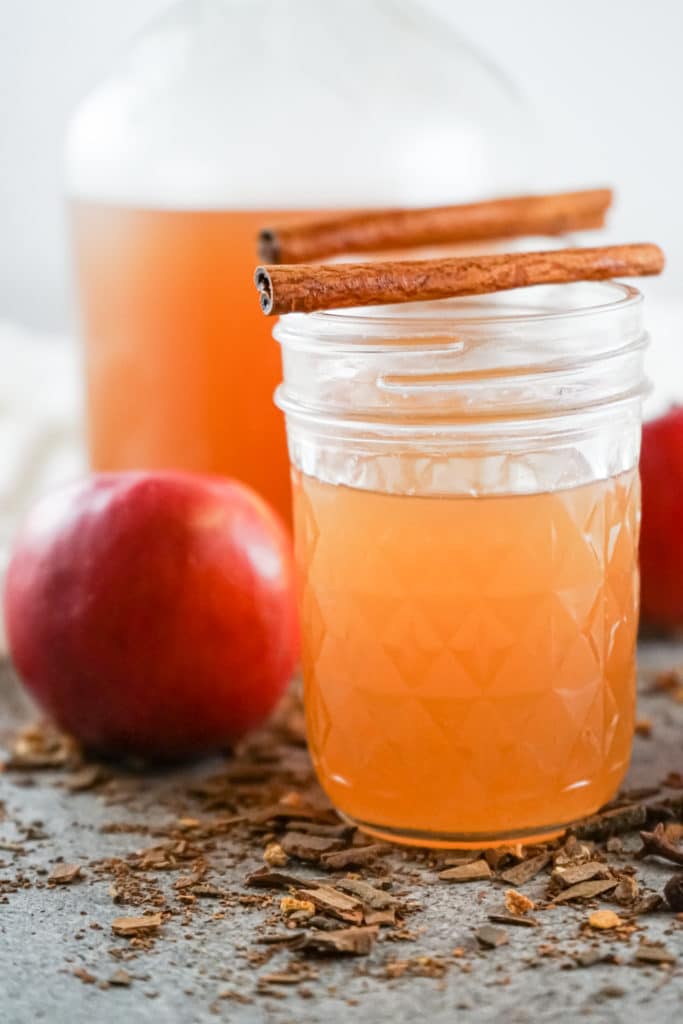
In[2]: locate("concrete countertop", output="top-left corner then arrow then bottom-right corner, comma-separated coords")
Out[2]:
1,644 -> 682,1024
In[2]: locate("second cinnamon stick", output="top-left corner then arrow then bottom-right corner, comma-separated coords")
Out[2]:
258,188 -> 613,264
254,243 -> 664,316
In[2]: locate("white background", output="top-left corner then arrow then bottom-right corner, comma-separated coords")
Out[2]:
1,0 -> 682,330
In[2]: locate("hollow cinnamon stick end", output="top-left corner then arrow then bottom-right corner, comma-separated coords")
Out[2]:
258,230 -> 281,264
254,267 -> 275,316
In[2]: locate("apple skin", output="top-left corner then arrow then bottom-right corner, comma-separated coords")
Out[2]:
3,472 -> 299,759
640,405 -> 683,630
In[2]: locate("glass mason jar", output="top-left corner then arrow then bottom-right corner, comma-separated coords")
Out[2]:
275,281 -> 647,847
64,0 -> 537,525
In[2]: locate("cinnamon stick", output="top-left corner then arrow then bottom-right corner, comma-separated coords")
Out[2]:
258,188 -> 613,264
254,243 -> 664,316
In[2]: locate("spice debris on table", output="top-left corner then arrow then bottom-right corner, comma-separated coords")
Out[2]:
2,662 -> 683,1011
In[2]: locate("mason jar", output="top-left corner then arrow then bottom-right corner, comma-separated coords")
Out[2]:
274,281 -> 647,847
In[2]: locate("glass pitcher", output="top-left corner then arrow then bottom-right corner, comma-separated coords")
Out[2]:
65,0 -> 536,523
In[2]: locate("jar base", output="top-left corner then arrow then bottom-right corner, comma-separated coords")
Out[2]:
343,813 -> 575,850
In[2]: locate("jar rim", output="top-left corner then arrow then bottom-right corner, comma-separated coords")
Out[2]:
274,281 -> 642,348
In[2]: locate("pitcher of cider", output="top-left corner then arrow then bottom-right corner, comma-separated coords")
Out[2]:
65,0 -> 535,522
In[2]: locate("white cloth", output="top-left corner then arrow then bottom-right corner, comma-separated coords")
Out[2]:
0,323 -> 85,651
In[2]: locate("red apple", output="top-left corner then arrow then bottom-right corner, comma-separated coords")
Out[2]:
3,472 -> 299,759
640,405 -> 683,630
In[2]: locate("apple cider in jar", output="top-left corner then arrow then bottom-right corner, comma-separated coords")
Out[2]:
275,282 -> 647,846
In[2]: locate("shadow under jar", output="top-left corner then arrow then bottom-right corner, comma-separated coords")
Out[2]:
275,281 -> 648,848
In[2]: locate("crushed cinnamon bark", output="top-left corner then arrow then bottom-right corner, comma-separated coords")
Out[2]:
551,861 -> 611,888
635,718 -> 653,738
441,850 -> 481,868
484,845 -> 523,871
0,839 -> 26,854
111,914 -> 163,937
647,667 -> 683,696
439,859 -> 491,882
295,886 -> 364,924
551,879 -> 619,904
48,863 -> 82,885
216,989 -> 254,1005
319,845 -> 388,871
574,804 -> 647,840
334,879 -> 398,910
553,835 -> 594,866
245,867 -> 310,889
475,926 -> 508,949
384,955 -> 450,979
488,913 -> 538,929
629,891 -> 666,915
307,914 -> 347,932
613,876 -> 640,906
190,883 -> 226,899
364,909 -> 397,927
281,896 -> 316,917
4,661 -> 683,1005
258,970 -> 313,987
634,942 -> 676,965
291,926 -> 378,956
574,949 -> 611,968
73,967 -> 97,985
108,969 -> 132,987
64,765 -> 108,792
3,723 -> 80,771
500,853 -> 551,886
281,820 -> 355,840
279,832 -> 346,862
257,931 -> 306,945
248,803 -> 335,827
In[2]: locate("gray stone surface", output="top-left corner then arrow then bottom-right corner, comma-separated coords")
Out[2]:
1,645 -> 683,1023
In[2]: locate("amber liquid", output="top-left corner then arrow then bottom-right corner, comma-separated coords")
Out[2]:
71,205 -> 320,523
294,468 -> 640,846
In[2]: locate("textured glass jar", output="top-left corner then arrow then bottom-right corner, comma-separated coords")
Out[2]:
275,282 -> 648,847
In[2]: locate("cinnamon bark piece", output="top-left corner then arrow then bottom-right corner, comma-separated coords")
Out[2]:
255,243 -> 664,316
